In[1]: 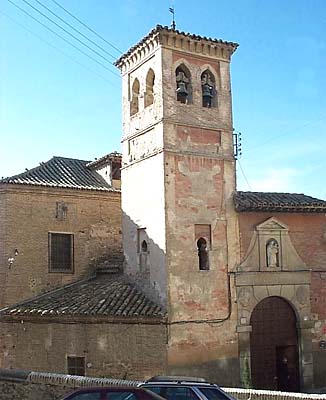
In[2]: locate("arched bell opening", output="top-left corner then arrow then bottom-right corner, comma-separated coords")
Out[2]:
175,64 -> 192,104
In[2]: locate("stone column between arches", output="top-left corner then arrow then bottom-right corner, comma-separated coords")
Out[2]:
235,271 -> 314,391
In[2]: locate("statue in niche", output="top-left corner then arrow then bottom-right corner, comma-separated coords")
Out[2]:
266,239 -> 279,268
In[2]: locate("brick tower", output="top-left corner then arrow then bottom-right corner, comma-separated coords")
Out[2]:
116,25 -> 240,384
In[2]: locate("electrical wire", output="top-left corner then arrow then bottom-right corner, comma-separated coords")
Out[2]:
7,0 -> 120,77
246,118 -> 325,154
30,0 -> 117,61
49,0 -> 122,54
0,10 -> 119,87
18,0 -> 116,67
237,159 -> 252,191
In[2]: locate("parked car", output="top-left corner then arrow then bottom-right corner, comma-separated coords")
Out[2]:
139,376 -> 236,400
60,386 -> 167,400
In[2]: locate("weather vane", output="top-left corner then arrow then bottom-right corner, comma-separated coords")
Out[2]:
169,3 -> 176,30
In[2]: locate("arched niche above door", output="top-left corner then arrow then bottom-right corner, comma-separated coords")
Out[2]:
238,217 -> 306,272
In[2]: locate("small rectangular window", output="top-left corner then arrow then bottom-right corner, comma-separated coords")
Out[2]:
49,233 -> 74,272
67,356 -> 85,376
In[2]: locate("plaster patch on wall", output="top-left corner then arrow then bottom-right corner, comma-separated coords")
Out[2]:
178,160 -> 220,179
177,161 -> 221,205
97,336 -> 108,351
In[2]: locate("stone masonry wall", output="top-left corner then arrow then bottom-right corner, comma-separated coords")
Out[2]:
0,320 -> 167,380
0,380 -> 68,400
0,186 -> 121,307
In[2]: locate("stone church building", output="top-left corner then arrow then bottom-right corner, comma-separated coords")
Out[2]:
0,25 -> 326,392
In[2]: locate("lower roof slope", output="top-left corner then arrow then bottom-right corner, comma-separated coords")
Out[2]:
0,272 -> 164,320
235,191 -> 326,213
0,156 -> 119,192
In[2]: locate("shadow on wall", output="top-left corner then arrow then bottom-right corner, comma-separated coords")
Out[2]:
122,211 -> 167,309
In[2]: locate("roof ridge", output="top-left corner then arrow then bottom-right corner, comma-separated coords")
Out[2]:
0,155 -> 116,191
52,156 -> 89,163
236,190 -> 325,200
237,190 -> 306,196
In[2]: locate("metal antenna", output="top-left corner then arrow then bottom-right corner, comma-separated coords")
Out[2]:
169,4 -> 176,30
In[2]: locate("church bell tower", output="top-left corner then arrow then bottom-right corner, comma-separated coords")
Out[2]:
116,25 -> 240,382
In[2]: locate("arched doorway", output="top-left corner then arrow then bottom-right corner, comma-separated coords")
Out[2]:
250,296 -> 300,391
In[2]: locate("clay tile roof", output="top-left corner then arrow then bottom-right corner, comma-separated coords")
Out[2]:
115,25 -> 239,67
0,273 -> 165,320
234,191 -> 326,213
0,156 -> 119,192
86,152 -> 122,169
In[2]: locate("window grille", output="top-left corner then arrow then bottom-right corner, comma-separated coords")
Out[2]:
67,356 -> 85,376
49,233 -> 73,272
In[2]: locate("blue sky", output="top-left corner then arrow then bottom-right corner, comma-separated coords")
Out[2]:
1,0 -> 325,198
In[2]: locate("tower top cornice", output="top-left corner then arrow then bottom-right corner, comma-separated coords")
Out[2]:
115,25 -> 239,71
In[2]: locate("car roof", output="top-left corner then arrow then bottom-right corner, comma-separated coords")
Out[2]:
67,387 -> 146,392
62,386 -> 160,399
141,376 -> 219,387
142,382 -> 217,387
145,376 -> 207,383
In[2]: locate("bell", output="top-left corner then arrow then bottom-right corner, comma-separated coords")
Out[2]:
202,83 -> 213,98
202,83 -> 213,107
176,82 -> 188,96
176,82 -> 188,103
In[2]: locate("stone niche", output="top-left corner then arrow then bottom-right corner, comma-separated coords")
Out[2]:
238,217 -> 306,272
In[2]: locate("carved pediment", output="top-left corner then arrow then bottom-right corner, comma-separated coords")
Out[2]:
256,217 -> 288,232
239,217 -> 306,272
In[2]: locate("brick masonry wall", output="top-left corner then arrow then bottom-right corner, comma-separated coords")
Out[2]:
238,211 -> 326,389
0,185 -> 121,307
0,192 -> 8,307
0,320 -> 167,380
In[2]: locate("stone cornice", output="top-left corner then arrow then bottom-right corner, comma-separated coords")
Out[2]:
115,25 -> 238,73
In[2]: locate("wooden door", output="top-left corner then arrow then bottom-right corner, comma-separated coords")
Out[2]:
250,296 -> 300,391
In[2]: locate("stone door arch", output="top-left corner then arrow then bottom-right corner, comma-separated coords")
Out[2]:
250,296 -> 299,391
